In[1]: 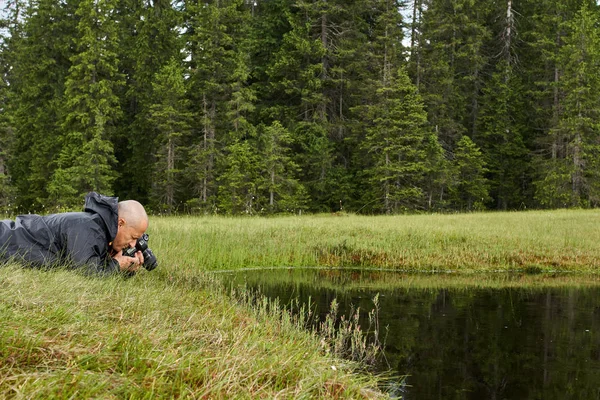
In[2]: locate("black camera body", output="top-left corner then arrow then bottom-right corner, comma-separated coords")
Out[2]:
122,233 -> 158,271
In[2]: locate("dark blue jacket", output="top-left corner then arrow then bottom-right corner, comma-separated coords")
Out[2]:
0,192 -> 120,274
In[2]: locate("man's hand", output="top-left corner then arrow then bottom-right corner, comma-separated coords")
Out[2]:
113,250 -> 144,274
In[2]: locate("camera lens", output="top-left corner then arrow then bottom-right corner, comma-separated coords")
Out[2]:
142,248 -> 158,271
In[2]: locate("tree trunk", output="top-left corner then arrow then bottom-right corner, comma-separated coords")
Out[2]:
167,134 -> 174,211
410,0 -> 422,88
270,168 -> 275,206
202,94 -> 208,203
384,150 -> 390,213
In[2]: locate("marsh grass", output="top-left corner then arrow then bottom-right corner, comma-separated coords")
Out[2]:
0,265 -> 385,399
151,210 -> 600,274
230,286 -> 384,370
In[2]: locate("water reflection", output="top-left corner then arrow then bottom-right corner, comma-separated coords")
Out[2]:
222,269 -> 600,399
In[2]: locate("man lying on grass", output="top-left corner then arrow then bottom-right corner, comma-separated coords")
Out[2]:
0,192 -> 153,275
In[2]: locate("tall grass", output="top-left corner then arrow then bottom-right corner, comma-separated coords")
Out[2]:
150,210 -> 600,274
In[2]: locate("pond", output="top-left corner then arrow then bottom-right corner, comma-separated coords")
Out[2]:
221,268 -> 600,399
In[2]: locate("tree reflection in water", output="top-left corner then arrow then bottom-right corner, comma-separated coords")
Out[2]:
223,269 -> 600,400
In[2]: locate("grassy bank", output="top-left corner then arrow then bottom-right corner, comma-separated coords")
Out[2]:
0,265 -> 384,398
151,209 -> 600,274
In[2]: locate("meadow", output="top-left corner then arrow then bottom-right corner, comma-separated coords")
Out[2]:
152,209 -> 600,274
1,209 -> 599,398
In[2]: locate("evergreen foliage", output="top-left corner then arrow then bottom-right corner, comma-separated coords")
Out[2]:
451,135 -> 490,210
362,67 -> 429,213
1,0 -> 600,214
148,58 -> 191,213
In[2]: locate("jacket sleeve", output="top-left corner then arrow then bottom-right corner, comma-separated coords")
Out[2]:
64,224 -> 120,276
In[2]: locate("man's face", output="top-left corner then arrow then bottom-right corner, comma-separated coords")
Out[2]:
112,218 -> 148,253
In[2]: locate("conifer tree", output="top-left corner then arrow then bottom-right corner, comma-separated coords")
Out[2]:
218,41 -> 262,214
258,120 -> 305,212
217,140 -> 260,214
114,0 -> 182,203
183,0 -> 245,211
477,63 -> 529,210
5,0 -> 75,210
362,67 -> 429,213
148,58 -> 191,213
48,0 -> 123,207
418,0 -> 491,148
534,3 -> 600,207
423,130 -> 449,210
474,0 -> 532,210
0,28 -> 15,212
266,2 -> 331,210
451,135 -> 490,210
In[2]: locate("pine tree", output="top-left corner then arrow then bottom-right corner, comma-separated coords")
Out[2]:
148,58 -> 191,213
114,0 -> 182,203
451,135 -> 490,210
48,0 -> 123,208
534,3 -> 600,207
217,140 -> 260,214
183,0 -> 245,211
362,67 -> 429,213
258,120 -> 305,212
5,0 -> 76,210
0,20 -> 15,213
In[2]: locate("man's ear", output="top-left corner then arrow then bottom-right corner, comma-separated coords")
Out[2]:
118,217 -> 126,227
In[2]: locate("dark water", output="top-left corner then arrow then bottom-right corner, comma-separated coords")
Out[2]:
222,268 -> 600,400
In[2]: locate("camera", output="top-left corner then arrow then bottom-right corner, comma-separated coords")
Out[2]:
122,233 -> 158,271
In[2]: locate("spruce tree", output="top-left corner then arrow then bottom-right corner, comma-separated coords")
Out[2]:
451,135 -> 490,210
418,0 -> 492,148
217,140 -> 260,214
362,67 -> 429,213
48,0 -> 123,207
0,25 -> 15,212
534,3 -> 600,207
258,120 -> 305,213
114,0 -> 182,203
5,0 -> 75,210
148,58 -> 191,213
477,62 -> 529,210
183,0 -> 245,211
423,130 -> 450,211
266,2 -> 331,211
218,40 -> 262,214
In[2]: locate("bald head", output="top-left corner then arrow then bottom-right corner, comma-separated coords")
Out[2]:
118,200 -> 148,231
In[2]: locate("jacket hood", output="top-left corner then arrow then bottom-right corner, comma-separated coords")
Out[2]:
84,192 -> 119,241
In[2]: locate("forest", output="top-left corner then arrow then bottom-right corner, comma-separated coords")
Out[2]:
0,0 -> 599,215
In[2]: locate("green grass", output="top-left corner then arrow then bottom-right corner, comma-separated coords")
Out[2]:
0,266 -> 384,399
151,209 -> 600,274
2,209 -> 598,398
